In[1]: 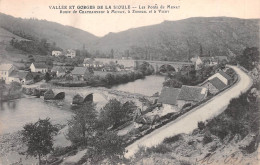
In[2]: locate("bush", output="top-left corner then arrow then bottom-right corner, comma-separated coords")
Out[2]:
146,144 -> 171,154
52,146 -> 77,157
203,132 -> 213,144
198,121 -> 206,131
138,124 -> 150,132
163,134 -> 183,144
163,78 -> 183,88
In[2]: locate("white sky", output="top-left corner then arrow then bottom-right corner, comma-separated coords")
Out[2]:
0,0 -> 259,37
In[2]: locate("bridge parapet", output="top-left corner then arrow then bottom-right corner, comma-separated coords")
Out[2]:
134,60 -> 193,73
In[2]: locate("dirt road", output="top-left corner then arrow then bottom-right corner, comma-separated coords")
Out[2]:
125,65 -> 253,158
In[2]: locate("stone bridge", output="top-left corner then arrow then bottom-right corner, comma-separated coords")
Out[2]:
134,60 -> 193,73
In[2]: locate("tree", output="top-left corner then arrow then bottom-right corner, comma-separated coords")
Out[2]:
99,99 -> 136,129
84,131 -> 125,164
199,44 -> 203,56
110,49 -> 114,59
21,118 -> 58,165
236,47 -> 259,71
67,103 -> 97,145
10,81 -> 22,91
44,72 -> 51,82
28,55 -> 35,63
163,78 -> 182,88
198,121 -> 206,131
104,73 -> 115,85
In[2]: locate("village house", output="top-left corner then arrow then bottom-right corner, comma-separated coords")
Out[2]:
201,77 -> 227,94
177,85 -> 208,109
8,71 -> 34,85
190,56 -> 203,70
51,66 -> 66,77
83,58 -> 104,68
215,56 -> 229,63
200,57 -> 218,66
158,87 -> 181,111
66,49 -> 76,58
71,67 -> 89,80
208,70 -> 232,85
0,63 -> 16,84
30,63 -> 48,73
95,58 -> 135,70
51,50 -> 63,57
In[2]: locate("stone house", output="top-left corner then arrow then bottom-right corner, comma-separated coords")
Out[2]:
158,87 -> 181,111
66,49 -> 76,58
8,71 -> 34,85
51,66 -> 66,77
30,63 -> 48,73
0,63 -> 16,84
177,85 -> 208,109
201,77 -> 227,95
51,51 -> 63,57
208,70 -> 232,85
200,57 -> 218,66
215,56 -> 229,63
190,56 -> 203,70
71,67 -> 89,80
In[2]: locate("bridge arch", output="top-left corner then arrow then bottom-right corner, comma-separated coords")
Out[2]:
158,64 -> 176,73
134,60 -> 193,73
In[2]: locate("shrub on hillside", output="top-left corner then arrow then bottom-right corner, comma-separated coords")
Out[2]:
198,121 -> 206,131
163,134 -> 183,144
146,144 -> 171,154
203,132 -> 213,144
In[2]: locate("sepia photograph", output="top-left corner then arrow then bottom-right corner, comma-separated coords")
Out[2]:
0,0 -> 259,164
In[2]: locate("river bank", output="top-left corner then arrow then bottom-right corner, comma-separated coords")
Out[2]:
0,131 -> 39,164
0,124 -> 71,165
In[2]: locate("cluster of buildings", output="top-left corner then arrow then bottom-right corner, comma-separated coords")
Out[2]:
190,55 -> 229,70
51,49 -> 76,58
82,58 -> 135,71
0,61 -> 94,84
158,69 -> 232,110
0,64 -> 34,84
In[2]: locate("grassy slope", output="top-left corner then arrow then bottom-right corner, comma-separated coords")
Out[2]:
0,27 -> 29,63
94,17 -> 259,60
0,13 -> 99,50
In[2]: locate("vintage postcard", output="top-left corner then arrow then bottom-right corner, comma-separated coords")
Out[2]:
0,0 -> 259,164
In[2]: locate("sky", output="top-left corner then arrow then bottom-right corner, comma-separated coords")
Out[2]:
0,0 -> 259,37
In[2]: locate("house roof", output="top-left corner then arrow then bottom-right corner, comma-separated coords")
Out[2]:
209,77 -> 227,91
51,66 -> 66,73
66,49 -> 76,53
190,56 -> 199,63
9,71 -> 33,80
33,63 -> 47,69
71,67 -> 88,75
0,64 -> 13,71
158,87 -> 181,105
216,56 -> 229,61
218,70 -> 232,81
177,85 -> 207,102
83,58 -> 95,64
200,57 -> 217,62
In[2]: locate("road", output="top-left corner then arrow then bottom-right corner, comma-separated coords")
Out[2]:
125,65 -> 253,158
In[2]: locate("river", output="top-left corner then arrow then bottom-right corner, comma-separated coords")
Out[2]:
111,75 -> 165,96
0,97 -> 73,134
0,75 -> 165,135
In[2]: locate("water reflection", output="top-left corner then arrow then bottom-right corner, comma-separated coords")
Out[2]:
0,98 -> 72,134
111,75 -> 165,96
